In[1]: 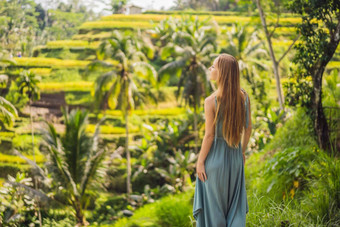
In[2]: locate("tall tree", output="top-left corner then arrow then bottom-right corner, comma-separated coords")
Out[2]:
85,30 -> 158,202
158,16 -> 218,153
284,0 -> 340,152
255,0 -> 300,111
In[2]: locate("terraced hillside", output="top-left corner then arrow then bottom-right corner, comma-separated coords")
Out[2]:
1,11 -> 339,188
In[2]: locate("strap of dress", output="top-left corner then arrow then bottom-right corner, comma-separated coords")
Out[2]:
244,91 -> 249,129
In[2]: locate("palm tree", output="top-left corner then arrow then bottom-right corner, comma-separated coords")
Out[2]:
16,70 -> 40,162
158,16 -> 218,153
41,107 -> 107,226
85,30 -> 158,202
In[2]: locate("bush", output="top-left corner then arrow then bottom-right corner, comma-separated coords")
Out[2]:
263,146 -> 318,201
302,149 -> 340,226
264,108 -> 317,152
154,191 -> 193,227
88,194 -> 127,225
112,190 -> 193,227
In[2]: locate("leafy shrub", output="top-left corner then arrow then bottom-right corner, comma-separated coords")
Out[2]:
302,149 -> 340,226
0,172 -> 39,226
112,190 -> 193,227
263,146 -> 317,201
41,208 -> 76,227
264,108 -> 317,152
253,107 -> 319,202
88,194 -> 128,225
154,191 -> 193,227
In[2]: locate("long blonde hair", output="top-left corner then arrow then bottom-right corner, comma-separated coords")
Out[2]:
213,53 -> 246,148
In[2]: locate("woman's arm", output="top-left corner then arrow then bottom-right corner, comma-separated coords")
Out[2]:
242,95 -> 252,159
197,97 -> 215,165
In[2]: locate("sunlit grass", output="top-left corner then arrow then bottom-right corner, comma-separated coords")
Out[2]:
38,81 -> 93,91
13,57 -> 90,68
46,40 -> 100,48
0,153 -> 45,164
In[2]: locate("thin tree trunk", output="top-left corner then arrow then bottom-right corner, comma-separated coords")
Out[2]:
193,104 -> 198,154
74,198 -> 86,226
193,68 -> 199,154
30,100 -> 35,162
125,107 -> 132,202
255,0 -> 284,110
312,68 -> 331,151
30,100 -> 42,226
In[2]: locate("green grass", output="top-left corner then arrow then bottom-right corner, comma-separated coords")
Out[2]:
79,14 -> 300,32
13,57 -> 90,68
0,153 -> 45,164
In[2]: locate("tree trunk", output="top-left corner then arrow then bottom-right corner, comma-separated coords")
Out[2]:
311,19 -> 340,152
255,0 -> 284,110
193,68 -> 199,154
312,68 -> 331,151
193,104 -> 198,154
30,100 -> 42,226
29,100 -> 35,161
74,198 -> 86,226
125,106 -> 132,202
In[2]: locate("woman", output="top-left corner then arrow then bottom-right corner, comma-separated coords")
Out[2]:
193,53 -> 252,227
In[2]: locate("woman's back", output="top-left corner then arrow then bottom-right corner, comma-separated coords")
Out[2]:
193,88 -> 249,227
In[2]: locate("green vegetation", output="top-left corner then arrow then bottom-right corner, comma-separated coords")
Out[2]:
0,0 -> 339,226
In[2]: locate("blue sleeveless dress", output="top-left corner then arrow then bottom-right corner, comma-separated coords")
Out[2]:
193,92 -> 249,227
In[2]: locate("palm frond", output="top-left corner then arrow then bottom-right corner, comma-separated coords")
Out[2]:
0,96 -> 18,127
80,116 -> 107,195
12,149 -> 49,181
83,60 -> 115,80
133,62 -> 158,87
107,77 -> 121,109
43,126 -> 79,197
94,70 -> 117,105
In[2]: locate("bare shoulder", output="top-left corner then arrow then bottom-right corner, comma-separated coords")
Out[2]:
205,93 -> 215,105
204,93 -> 216,113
